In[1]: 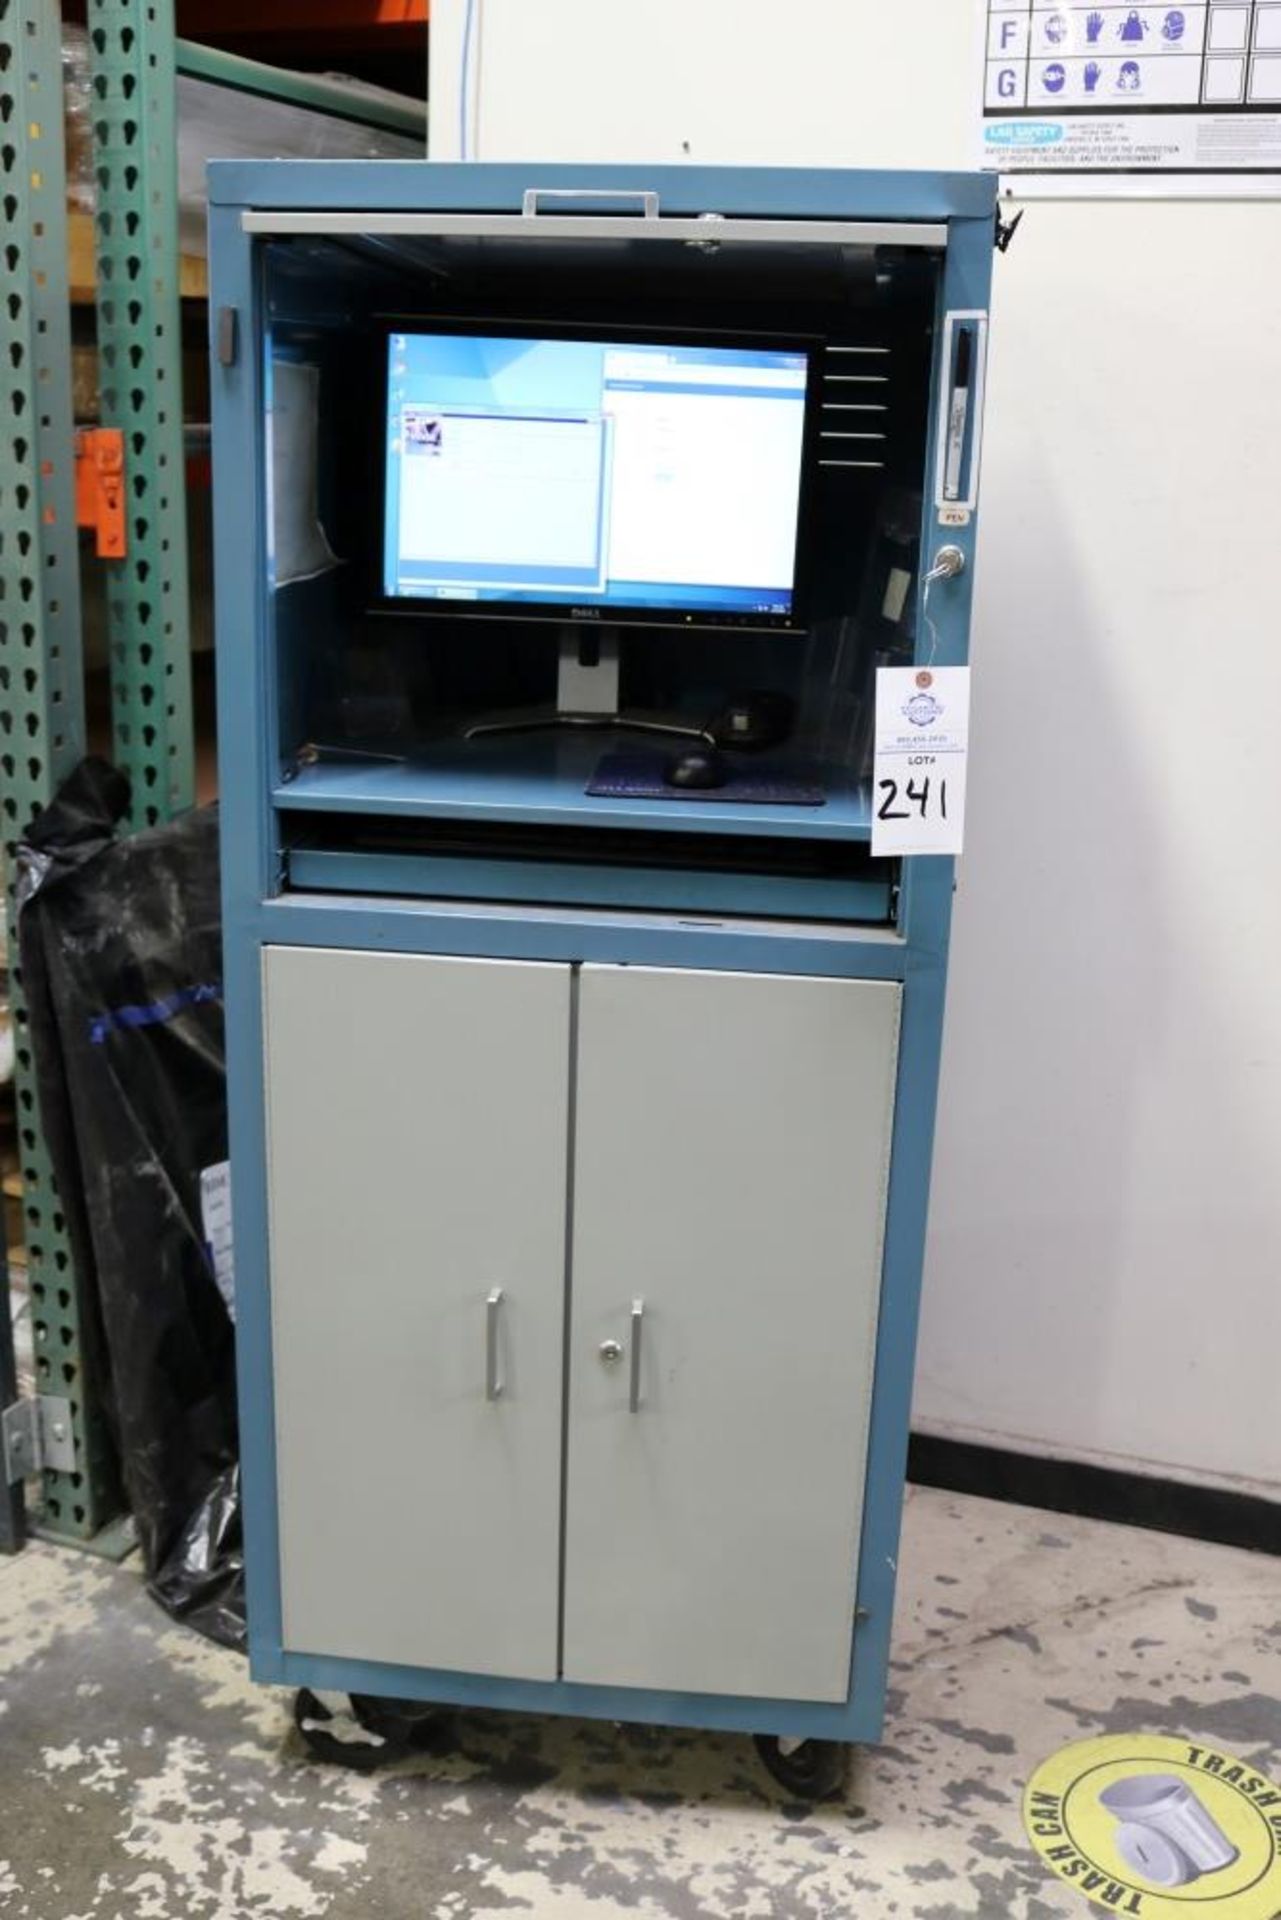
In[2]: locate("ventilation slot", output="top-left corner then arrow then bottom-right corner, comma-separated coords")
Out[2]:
818,342 -> 888,472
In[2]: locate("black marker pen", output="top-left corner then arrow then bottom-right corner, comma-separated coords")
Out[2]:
944,328 -> 972,502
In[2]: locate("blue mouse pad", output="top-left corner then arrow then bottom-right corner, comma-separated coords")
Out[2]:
587,751 -> 826,806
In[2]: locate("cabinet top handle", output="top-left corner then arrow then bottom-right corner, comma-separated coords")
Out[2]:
522,188 -> 661,220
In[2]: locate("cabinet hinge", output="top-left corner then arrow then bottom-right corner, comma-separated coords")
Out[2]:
2,1396 -> 76,1483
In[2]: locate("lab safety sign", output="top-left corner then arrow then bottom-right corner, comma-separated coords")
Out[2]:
981,1 -> 1281,178
1023,1733 -> 1281,1915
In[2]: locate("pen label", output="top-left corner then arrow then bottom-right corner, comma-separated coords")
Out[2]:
939,505 -> 972,527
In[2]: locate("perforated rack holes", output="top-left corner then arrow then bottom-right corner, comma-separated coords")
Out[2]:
87,0 -> 193,830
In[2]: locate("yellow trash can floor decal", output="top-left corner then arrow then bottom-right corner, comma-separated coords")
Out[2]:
1024,1733 -> 1281,1916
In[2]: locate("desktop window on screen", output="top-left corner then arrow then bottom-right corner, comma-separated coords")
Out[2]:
383,333 -> 808,617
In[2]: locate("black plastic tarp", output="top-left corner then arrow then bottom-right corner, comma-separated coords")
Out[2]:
17,758 -> 244,1647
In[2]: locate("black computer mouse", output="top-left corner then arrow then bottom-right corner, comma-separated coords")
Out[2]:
664,746 -> 728,790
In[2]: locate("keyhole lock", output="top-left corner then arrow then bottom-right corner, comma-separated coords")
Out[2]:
926,544 -> 966,584
599,1339 -> 624,1366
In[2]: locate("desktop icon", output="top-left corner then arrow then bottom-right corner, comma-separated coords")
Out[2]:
404,411 -> 444,454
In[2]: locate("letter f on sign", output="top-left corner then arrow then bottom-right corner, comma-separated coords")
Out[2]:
1001,18 -> 1019,46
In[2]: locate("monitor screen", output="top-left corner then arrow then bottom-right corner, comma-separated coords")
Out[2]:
381,330 -> 813,627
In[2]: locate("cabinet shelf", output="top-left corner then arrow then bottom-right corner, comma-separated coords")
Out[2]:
273,736 -> 875,842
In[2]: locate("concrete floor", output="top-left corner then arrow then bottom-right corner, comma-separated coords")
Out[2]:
0,1487 -> 1276,1920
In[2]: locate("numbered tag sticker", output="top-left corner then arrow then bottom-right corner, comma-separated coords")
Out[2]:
872,665 -> 970,857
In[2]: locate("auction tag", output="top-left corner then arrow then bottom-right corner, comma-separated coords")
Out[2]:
872,665 -> 969,857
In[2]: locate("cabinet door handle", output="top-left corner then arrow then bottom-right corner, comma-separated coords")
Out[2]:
486,1288 -> 504,1401
629,1298 -> 644,1413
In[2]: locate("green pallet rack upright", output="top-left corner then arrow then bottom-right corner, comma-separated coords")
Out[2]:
87,0 -> 195,827
2,0 -> 418,1545
1,0 -> 196,1544
0,0 -> 115,1540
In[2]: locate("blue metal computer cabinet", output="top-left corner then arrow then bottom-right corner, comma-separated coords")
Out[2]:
209,161 -> 996,1788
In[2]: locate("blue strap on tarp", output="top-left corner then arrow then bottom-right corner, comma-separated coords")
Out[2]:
88,982 -> 222,1046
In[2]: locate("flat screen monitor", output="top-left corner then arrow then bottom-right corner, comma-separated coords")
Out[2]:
380,327 -> 815,630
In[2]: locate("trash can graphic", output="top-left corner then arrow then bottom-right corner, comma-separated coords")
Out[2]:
1101,1775 -> 1239,1888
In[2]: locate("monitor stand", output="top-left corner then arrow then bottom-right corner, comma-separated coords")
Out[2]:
461,630 -> 713,744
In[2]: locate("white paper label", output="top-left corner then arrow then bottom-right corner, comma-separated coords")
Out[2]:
270,360 -> 339,587
200,1160 -> 236,1321
872,666 -> 970,857
882,566 -> 913,624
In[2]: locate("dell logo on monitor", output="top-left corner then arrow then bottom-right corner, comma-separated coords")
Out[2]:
571,607 -> 602,620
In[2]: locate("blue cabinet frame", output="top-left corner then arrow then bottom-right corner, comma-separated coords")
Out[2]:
209,161 -> 996,1744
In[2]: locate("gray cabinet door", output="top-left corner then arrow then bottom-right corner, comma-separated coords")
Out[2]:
563,965 -> 900,1703
263,946 -> 570,1680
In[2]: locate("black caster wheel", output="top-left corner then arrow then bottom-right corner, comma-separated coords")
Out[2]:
293,1688 -> 453,1771
753,1733 -> 847,1800
350,1693 -> 454,1753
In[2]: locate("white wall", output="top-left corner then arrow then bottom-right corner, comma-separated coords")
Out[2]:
432,0 -> 974,169
926,202 -> 1281,1496
431,0 -> 1281,1495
